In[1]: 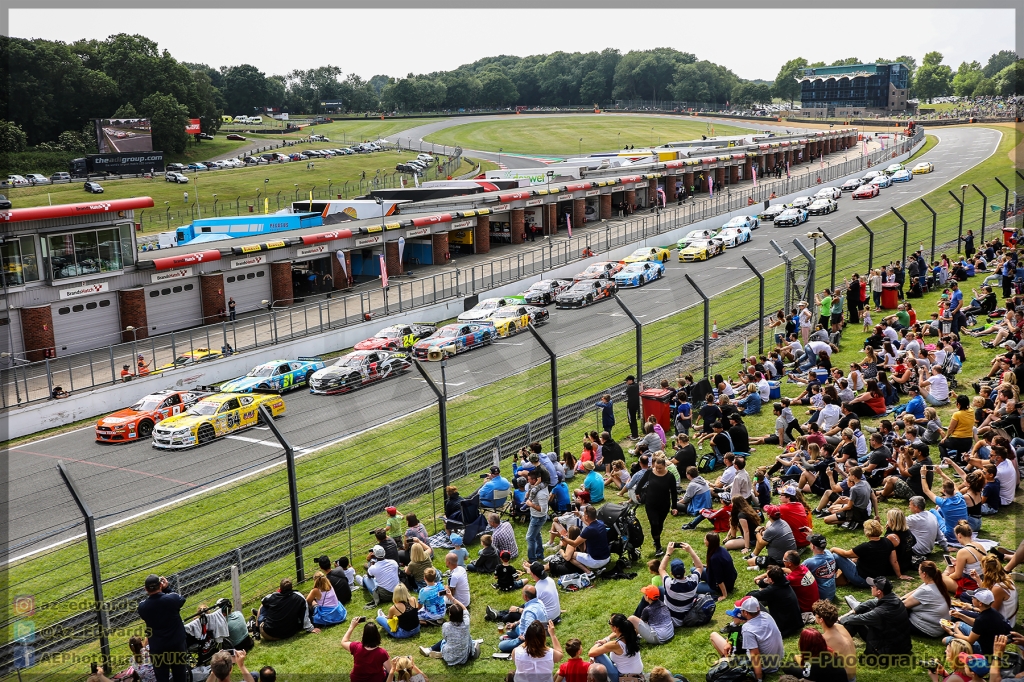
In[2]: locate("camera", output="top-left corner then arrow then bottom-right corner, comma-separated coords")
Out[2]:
480,473 -> 490,478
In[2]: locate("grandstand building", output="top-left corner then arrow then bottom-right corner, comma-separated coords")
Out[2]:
798,62 -> 911,118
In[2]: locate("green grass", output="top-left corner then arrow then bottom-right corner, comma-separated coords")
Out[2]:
424,116 -> 753,156
6,124 -> 1021,679
314,119 -> 440,145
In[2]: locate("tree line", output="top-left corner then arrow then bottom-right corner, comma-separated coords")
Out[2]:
2,33 -> 1020,157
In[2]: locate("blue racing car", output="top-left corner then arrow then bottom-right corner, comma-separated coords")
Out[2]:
220,357 -> 326,393
614,260 -> 665,287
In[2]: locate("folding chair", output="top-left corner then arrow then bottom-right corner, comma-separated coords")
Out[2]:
479,487 -> 510,515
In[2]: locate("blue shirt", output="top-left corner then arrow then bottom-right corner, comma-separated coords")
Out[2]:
517,598 -> 549,636
905,395 -> 925,419
739,391 -> 762,415
580,520 -> 610,561
934,493 -> 968,537
550,481 -> 571,511
479,476 -> 511,506
803,551 -> 837,603
451,547 -> 469,566
595,400 -> 615,430
950,289 -> 963,312
584,471 -> 605,503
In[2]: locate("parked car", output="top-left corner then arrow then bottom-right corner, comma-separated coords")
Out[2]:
417,154 -> 435,163
165,171 -> 189,183
7,175 -> 29,186
198,133 -> 215,140
84,181 -> 104,193
166,163 -> 186,172
25,174 -> 50,185
226,134 -> 247,141
187,163 -> 208,171
0,195 -> 11,210
50,172 -> 72,182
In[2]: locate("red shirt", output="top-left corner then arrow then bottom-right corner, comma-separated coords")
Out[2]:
785,563 -> 821,613
348,642 -> 389,682
866,393 -> 886,414
558,657 -> 591,682
778,501 -> 812,547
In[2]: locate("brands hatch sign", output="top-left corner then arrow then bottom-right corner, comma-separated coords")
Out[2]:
59,282 -> 110,300
230,254 -> 267,269
151,267 -> 193,283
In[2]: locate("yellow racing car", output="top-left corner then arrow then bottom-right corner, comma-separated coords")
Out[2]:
489,304 -> 550,337
678,239 -> 724,262
621,246 -> 672,264
911,161 -> 934,174
152,347 -> 222,373
151,392 -> 285,449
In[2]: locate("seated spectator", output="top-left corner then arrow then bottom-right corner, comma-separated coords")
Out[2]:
555,638 -> 589,682
939,395 -> 975,461
479,465 -> 512,510
919,365 -> 951,407
628,584 -> 674,645
697,532 -> 737,601
256,578 -> 320,641
493,550 -> 524,592
445,552 -> 470,607
587,614 -> 643,682
941,588 -> 1012,655
843,379 -> 887,417
925,640 -> 973,682
398,514 -> 430,565
676,466 -> 713,530
316,556 -> 353,605
820,466 -> 874,531
975,554 -> 1018,626
214,598 -> 254,653
375,584 -> 420,639
513,620 -> 563,682
443,488 -> 463,522
416,568 -> 446,626
831,520 -> 900,588
550,479 -> 572,513
781,550 -> 820,615
306,571 -> 347,627
839,576 -> 912,655
603,460 -> 631,490
419,595 -> 474,664
905,495 -> 949,562
903,561 -> 952,638
810,601 -> 858,682
709,597 -> 785,682
574,461 -> 605,505
923,480 -> 969,543
207,650 -> 254,682
449,534 -> 468,567
485,513 -> 519,560
558,505 -> 611,574
619,455 -> 650,503
659,542 -> 703,626
745,507 -> 797,569
799,535 -> 837,605
779,629 -> 849,682
878,442 -> 934,502
386,656 -> 425,682
724,496 -> 760,552
941,521 -> 988,596
341,620 -> 390,682
369,530 -> 401,565
747,565 -> 804,637
495,585 -> 549,653
774,487 -> 813,547
404,541 -> 434,588
736,384 -> 763,415
466,534 -> 498,574
364,546 -> 401,608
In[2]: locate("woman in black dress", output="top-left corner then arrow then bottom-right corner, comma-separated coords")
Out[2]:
641,455 -> 678,557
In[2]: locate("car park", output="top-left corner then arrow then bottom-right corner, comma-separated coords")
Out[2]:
911,162 -> 934,174
722,215 -> 759,230
309,134 -> 329,142
417,154 -> 435,163
152,392 -> 286,449
457,296 -> 526,322
852,184 -> 880,199
354,323 -> 438,351
614,261 -> 664,287
554,279 -> 617,308
814,186 -> 841,200
757,204 -> 789,222
0,195 -> 11,210
679,239 -> 724,262
520,279 -> 572,305
95,389 -> 207,442
621,246 -> 671,263
219,357 -> 326,393
573,261 -> 623,281
869,174 -> 893,188
841,178 -> 866,192
774,208 -> 809,227
7,175 -> 29,186
891,169 -> 913,183
222,158 -> 244,168
187,163 -> 208,171
84,181 -> 104,193
807,198 -> 838,215
884,163 -> 905,175
25,174 -> 50,185
718,226 -> 752,247
791,196 -> 814,209
489,304 -> 549,336
412,322 -> 496,359
226,134 -> 247,141
166,163 -> 186,172
308,350 -> 411,394
165,171 -> 189,183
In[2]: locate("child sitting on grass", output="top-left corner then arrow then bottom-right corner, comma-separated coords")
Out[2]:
467,534 -> 499,573
493,550 -> 524,592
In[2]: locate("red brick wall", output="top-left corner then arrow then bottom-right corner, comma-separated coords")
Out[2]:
270,262 -> 293,306
510,208 -> 525,244
544,203 -> 557,235
625,189 -> 636,209
21,305 -> 55,361
600,194 -> 612,219
474,216 -> 491,254
118,288 -> 149,342
729,165 -> 739,185
331,250 -> 352,289
199,273 -> 226,325
715,167 -> 726,188
572,198 -> 585,228
431,233 -> 449,264
665,180 -> 677,204
385,240 -> 402,275
647,179 -> 657,205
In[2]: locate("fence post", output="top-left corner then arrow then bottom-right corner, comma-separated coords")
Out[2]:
994,177 -> 1010,232
818,230 -> 837,292
920,199 -> 938,262
259,404 -> 304,582
948,191 -> 965,253
791,238 -> 817,312
526,323 -> 560,456
741,256 -> 765,354
972,184 -> 988,243
854,217 -> 874,272
412,358 -> 450,490
684,274 -> 711,379
57,461 -> 111,664
613,296 -> 642,383
890,206 -> 909,266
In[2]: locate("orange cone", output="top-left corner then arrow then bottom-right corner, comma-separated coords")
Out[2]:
712,320 -> 719,339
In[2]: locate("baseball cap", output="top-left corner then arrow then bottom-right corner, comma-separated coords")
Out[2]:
385,506 -> 398,516
144,574 -> 161,591
962,654 -> 991,676
763,504 -> 782,520
489,465 -> 501,475
782,485 -> 799,497
866,576 -> 893,594
499,550 -> 511,562
529,561 -> 547,579
372,545 -> 385,559
669,558 -> 687,578
808,534 -> 828,550
641,585 -> 661,600
972,588 -> 995,605
737,596 -> 760,613
450,533 -> 463,546
725,607 -> 745,619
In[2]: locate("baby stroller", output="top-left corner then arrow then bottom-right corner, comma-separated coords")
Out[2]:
443,493 -> 489,545
597,502 -> 644,567
184,610 -> 222,672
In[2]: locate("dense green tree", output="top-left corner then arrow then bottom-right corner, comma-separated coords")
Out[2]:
774,57 -> 808,105
612,48 -> 695,101
668,60 -> 737,105
478,70 -> 519,107
139,92 -> 189,154
830,57 -> 861,66
0,121 -> 28,153
913,51 -> 953,101
222,64 -> 268,115
952,61 -> 984,97
984,50 -> 1018,78
994,60 -> 1024,96
111,103 -> 138,118
441,72 -> 481,109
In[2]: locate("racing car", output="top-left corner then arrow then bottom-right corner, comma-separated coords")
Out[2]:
490,305 -> 550,336
814,186 -> 842,201
677,229 -> 721,250
354,323 -> 438,350
806,198 -> 838,216
308,350 -> 411,394
153,347 -> 221,372
621,246 -> 671,264
573,261 -> 623,281
219,357 -> 325,393
791,196 -> 815,209
773,208 -> 809,227
841,178 -> 867,192
911,161 -> 934,174
95,389 -> 207,442
151,392 -> 286,449
457,296 -> 526,323
412,322 -> 496,360
868,174 -> 893,188
718,227 -> 752,247
757,204 -> 789,222
891,169 -> 913,183
554,279 -> 617,308
520,279 -> 572,305
679,239 -> 724,262
614,261 -> 664,287
722,215 -> 760,231
884,163 -> 905,175
852,183 -> 880,199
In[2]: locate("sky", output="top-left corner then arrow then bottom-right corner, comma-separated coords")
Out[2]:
9,8 -> 1016,82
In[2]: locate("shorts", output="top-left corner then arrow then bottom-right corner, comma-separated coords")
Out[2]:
890,478 -> 914,500
574,552 -> 611,570
836,507 -> 869,523
753,555 -> 783,569
830,313 -> 843,325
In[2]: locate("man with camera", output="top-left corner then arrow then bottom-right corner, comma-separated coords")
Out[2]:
206,649 -> 254,682
138,574 -> 188,682
478,465 -> 511,510
524,469 -> 550,563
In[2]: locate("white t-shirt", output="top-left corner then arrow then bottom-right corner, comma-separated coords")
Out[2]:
926,374 -> 949,401
448,565 -> 470,606
757,378 -> 771,402
513,646 -> 554,682
995,459 -> 1017,506
368,559 -> 400,592
741,612 -> 786,663
882,327 -> 899,344
534,577 -> 561,621
799,309 -> 813,328
818,404 -> 842,431
807,340 -> 832,357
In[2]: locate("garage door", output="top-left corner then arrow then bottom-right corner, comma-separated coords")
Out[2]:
0,307 -> 24,359
145,279 -> 203,335
224,266 -> 270,316
52,294 -> 122,355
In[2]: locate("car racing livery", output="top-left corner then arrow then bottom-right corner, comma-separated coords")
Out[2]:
722,215 -> 759,230
96,389 -> 207,442
520,279 -> 572,305
456,296 -> 526,323
758,204 -> 790,222
677,229 -> 721,250
412,322 -> 496,359
841,178 -> 866,192
807,198 -> 838,216
490,304 -> 550,336
621,246 -> 671,264
151,393 -> 286,449
814,187 -> 842,200
354,323 -> 438,350
153,347 -> 221,373
308,350 -> 411,394
219,357 -> 325,393
911,161 -> 934,174
869,174 -> 893,188
774,208 -> 809,227
679,239 -> 724,262
890,169 -> 913,183
573,261 -> 623,281
884,163 -> 905,175
718,227 -> 752,247
614,260 -> 665,287
555,279 -> 617,308
852,183 -> 880,199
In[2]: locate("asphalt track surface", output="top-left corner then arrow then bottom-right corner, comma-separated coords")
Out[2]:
8,125 -> 1001,558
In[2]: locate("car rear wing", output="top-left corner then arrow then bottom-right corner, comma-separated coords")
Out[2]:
189,386 -> 220,396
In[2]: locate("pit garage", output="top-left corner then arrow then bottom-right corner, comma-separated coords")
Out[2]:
52,292 -> 121,355
291,253 -> 336,297
224,261 -> 271,316
144,277 -> 202,335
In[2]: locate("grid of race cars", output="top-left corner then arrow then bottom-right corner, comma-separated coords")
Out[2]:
94,160 -> 931,450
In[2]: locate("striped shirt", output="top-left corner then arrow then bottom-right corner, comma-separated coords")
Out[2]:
663,569 -> 700,626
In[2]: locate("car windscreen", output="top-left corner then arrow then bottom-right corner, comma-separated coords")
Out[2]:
187,402 -> 219,416
246,366 -> 275,377
333,355 -> 362,367
375,329 -> 400,338
435,328 -> 458,338
128,399 -> 162,412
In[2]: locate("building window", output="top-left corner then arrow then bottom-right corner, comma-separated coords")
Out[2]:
99,299 -> 110,307
256,271 -> 265,278
183,283 -> 194,291
149,290 -> 159,298
72,304 -> 84,312
226,276 -> 236,283
0,237 -> 41,287
57,307 -> 71,315
44,227 -> 125,281
85,302 -> 97,310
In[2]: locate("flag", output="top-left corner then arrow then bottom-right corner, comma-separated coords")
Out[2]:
566,213 -> 572,237
379,254 -> 388,289
786,161 -> 790,179
397,236 -> 406,266
820,151 -> 824,169
708,175 -> 714,199
309,191 -> 313,211
752,165 -> 758,188
657,188 -> 666,207
336,250 -> 347,282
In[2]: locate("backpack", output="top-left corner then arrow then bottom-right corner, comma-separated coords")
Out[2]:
706,660 -> 756,682
679,594 -> 717,627
557,573 -> 593,591
698,452 -> 720,473
942,352 -> 962,376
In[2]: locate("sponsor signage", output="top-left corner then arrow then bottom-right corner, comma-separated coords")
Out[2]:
355,235 -> 382,247
152,249 -> 222,270
585,189 -> 600,197
231,254 -> 266,269
240,244 -> 263,254
300,229 -> 353,245
151,267 -> 193,283
406,227 -> 431,237
185,119 -> 201,135
296,244 -> 329,258
622,184 -> 634,190
525,198 -> 544,207
450,219 -> 474,229
492,204 -> 510,212
59,282 -> 109,300
265,240 -> 286,250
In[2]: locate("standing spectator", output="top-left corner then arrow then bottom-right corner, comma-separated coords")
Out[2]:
524,469 -> 549,563
342,619 -> 390,682
625,376 -> 641,439
137,575 -> 188,682
710,597 -> 785,682
839,576 -> 912,655
256,578 -> 320,640
514,621 -> 563,681
595,395 -> 615,437
964,229 -> 976,261
587,614 -> 643,682
641,455 -> 678,556
228,297 -> 236,321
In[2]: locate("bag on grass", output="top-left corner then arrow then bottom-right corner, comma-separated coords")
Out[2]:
679,594 -> 717,627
